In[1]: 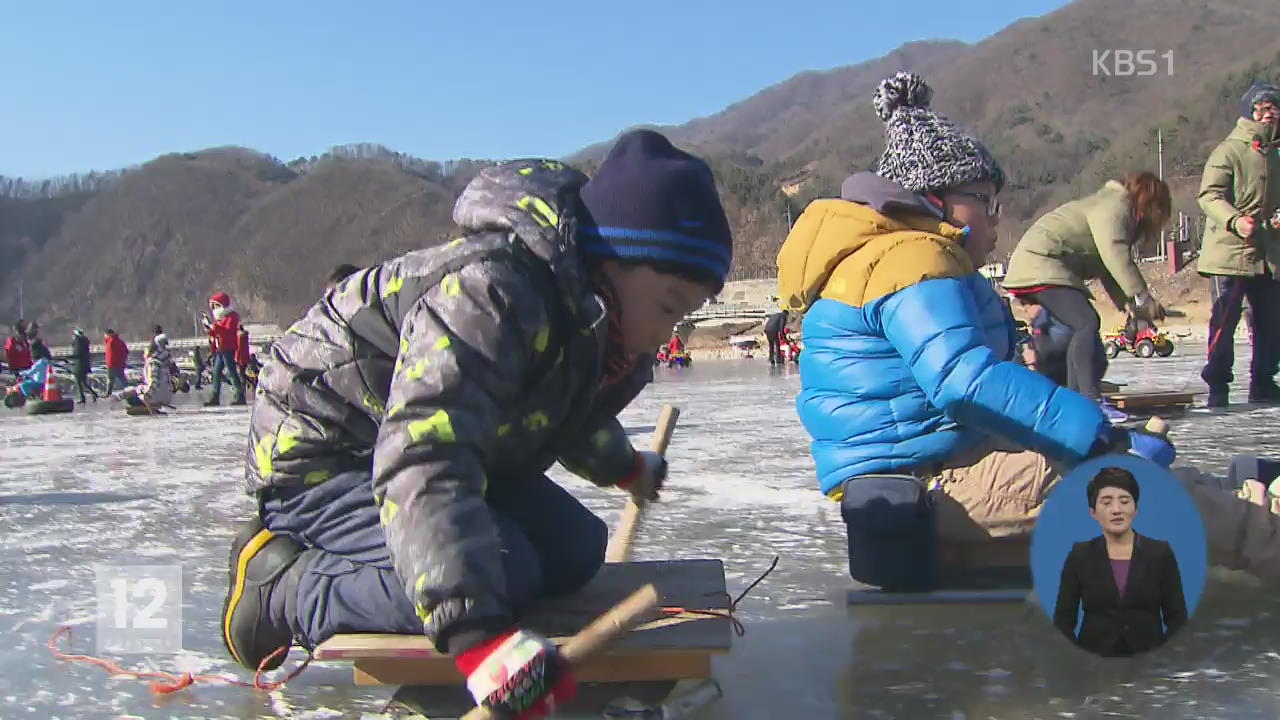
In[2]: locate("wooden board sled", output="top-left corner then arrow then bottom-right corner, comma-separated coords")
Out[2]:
847,566 -> 1033,606
314,559 -> 733,687
125,404 -> 168,416
1103,390 -> 1198,412
385,678 -> 724,719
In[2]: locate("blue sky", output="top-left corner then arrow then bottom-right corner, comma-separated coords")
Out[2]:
1,0 -> 1071,178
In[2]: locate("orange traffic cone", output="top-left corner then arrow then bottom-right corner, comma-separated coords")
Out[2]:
43,365 -> 63,402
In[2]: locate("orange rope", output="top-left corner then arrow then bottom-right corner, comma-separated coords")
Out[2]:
48,626 -> 313,695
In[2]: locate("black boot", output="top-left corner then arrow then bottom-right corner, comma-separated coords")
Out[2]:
204,394 -> 221,407
1248,379 -> 1280,404
221,517 -> 305,672
1207,385 -> 1230,408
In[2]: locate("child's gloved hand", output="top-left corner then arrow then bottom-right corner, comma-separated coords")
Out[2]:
1127,430 -> 1176,467
616,450 -> 667,502
1088,426 -> 1176,468
454,628 -> 576,719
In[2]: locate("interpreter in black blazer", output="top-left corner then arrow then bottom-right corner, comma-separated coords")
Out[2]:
1053,467 -> 1188,657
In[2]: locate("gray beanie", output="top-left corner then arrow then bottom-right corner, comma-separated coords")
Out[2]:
873,72 -> 1005,194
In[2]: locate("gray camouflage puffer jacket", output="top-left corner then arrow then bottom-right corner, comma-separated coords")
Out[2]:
245,159 -> 650,652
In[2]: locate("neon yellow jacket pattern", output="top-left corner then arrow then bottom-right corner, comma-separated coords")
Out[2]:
244,160 -> 647,651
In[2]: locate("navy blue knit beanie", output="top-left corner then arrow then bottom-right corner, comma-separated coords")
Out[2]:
578,130 -> 733,289
1241,83 -> 1280,119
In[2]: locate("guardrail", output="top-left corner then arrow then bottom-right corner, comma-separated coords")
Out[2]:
46,334 -> 285,359
686,303 -> 775,321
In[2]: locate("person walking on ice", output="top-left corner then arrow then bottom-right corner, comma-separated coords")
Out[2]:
71,328 -> 99,403
1197,83 -> 1280,407
220,130 -> 731,718
103,329 -> 129,393
776,71 -> 1280,594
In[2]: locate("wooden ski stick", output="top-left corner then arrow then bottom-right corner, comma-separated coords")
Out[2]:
605,405 -> 680,563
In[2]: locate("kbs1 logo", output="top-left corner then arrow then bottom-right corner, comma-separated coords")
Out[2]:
1092,50 -> 1174,77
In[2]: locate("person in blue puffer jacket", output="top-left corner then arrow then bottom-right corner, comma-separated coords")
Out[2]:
778,72 -> 1280,592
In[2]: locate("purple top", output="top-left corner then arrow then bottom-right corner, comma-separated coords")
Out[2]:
1110,559 -> 1131,598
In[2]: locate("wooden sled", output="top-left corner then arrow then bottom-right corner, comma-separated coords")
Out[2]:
385,677 -> 724,719
847,565 -> 1033,606
1102,390 -> 1197,413
27,398 -> 75,415
125,404 -> 168,416
316,559 -> 732,717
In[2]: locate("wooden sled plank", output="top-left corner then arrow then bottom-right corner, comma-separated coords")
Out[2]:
315,559 -> 732,687
847,588 -> 1031,606
384,679 -> 721,719
847,564 -> 1032,606
1103,390 -> 1197,410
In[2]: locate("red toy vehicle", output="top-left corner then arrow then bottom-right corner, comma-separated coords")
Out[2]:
1102,324 -> 1175,359
779,337 -> 801,363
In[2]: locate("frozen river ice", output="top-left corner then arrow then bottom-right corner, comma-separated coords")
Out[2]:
3,343 -> 1280,719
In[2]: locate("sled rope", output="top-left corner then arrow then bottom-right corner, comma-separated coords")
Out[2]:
563,555 -> 779,638
48,626 -> 314,695
659,554 -> 779,637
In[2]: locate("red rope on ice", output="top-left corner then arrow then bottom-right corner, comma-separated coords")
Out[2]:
48,626 -> 313,695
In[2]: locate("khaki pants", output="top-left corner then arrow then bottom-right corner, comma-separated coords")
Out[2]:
931,445 -> 1280,585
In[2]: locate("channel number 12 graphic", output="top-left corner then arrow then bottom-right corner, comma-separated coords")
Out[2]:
94,565 -> 183,654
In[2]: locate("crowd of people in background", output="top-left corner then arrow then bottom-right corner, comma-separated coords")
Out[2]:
3,265 -> 366,411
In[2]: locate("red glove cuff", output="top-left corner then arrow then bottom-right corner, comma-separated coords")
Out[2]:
454,628 -> 517,676
616,451 -> 644,490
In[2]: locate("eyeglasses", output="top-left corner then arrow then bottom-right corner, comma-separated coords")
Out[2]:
949,191 -> 1002,218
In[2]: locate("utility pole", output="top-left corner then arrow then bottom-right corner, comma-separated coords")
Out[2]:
1157,128 -> 1165,260
1157,128 -> 1164,180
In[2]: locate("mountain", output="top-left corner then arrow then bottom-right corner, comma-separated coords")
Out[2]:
3,0 -> 1280,338
0,147 -> 488,338
580,0 -> 1280,261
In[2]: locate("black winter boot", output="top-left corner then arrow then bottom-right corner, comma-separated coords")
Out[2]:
1206,386 -> 1230,408
1248,379 -> 1280,404
221,517 -> 305,671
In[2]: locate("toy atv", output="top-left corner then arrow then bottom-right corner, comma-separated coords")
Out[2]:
1102,325 -> 1174,359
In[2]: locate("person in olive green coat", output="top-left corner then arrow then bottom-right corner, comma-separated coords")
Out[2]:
1197,83 -> 1280,407
1004,172 -> 1170,420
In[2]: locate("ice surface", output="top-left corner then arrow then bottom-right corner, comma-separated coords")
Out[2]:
2,345 -> 1280,718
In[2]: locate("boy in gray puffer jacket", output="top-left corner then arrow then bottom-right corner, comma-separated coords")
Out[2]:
221,130 -> 732,718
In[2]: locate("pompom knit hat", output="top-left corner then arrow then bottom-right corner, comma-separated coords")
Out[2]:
578,130 -> 734,290
873,71 -> 1005,195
